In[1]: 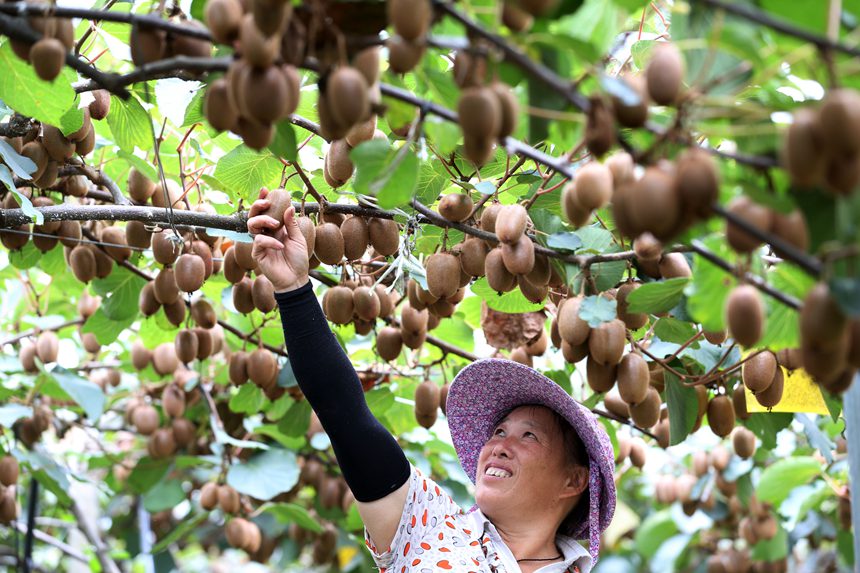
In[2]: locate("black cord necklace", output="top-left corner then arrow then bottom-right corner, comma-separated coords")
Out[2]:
516,552 -> 563,563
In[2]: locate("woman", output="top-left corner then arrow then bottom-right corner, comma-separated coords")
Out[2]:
248,193 -> 615,572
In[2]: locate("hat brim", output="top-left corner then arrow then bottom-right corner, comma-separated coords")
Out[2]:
446,358 -> 616,547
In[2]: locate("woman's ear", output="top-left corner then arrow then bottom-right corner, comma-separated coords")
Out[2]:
560,466 -> 588,499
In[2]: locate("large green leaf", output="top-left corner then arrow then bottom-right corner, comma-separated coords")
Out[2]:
686,242 -> 737,332
106,95 -> 154,152
226,448 -> 300,501
755,456 -> 821,506
579,295 -> 617,327
633,509 -> 678,559
351,140 -> 420,209
213,145 -> 283,203
664,369 -> 699,446
229,382 -> 269,414
49,366 -> 105,422
0,43 -> 82,133
750,525 -> 789,561
759,265 -> 814,350
269,120 -> 297,161
626,278 -> 690,314
81,307 -> 136,345
471,277 -> 545,313
550,0 -> 621,62
263,502 -> 323,533
91,267 -> 147,321
143,477 -> 186,512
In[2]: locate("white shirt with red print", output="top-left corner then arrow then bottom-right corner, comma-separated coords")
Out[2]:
365,465 -> 592,573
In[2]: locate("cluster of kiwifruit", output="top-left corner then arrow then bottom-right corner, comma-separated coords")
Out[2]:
124,376 -> 199,459
126,168 -> 190,211
797,282 -> 860,394
413,379 -> 444,428
130,17 -> 212,67
454,54 -> 519,165
740,350 -> 788,410
783,88 -> 860,196
323,276 -> 397,332
0,456 -> 19,525
723,196 -> 810,258
203,0 -> 301,149
508,329 -> 549,367
12,401 -> 52,449
8,13 -> 74,82
228,346 -> 282,398
386,0 -> 431,74
612,434 -> 647,469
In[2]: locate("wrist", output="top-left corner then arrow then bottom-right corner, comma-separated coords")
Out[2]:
274,277 -> 310,294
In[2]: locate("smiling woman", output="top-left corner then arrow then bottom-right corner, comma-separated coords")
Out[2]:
248,193 -> 616,572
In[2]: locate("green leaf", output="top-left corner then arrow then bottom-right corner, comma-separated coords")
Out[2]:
0,138 -> 36,178
750,525 -> 789,561
81,308 -> 136,345
743,413 -> 793,450
263,502 -> 323,533
755,456 -> 821,506
143,478 -> 186,512
471,277 -> 545,313
277,399 -> 312,437
546,232 -> 583,252
229,383 -> 268,414
213,145 -> 282,203
0,43 -> 80,130
759,265 -> 814,350
654,318 -> 697,344
550,0 -> 621,62
424,118 -> 461,155
626,278 -> 690,314
16,450 -> 72,505
269,120 -> 297,161
575,226 -> 614,252
416,159 -> 450,206
9,241 -> 41,268
91,267 -> 147,321
431,316 -> 475,353
686,244 -> 736,332
127,457 -> 171,494
579,295 -> 617,327
634,509 -> 678,559
0,169 -> 41,224
49,366 -> 105,421
351,140 -> 420,209
226,448 -> 300,501
664,369 -> 698,446
117,150 -> 158,182
829,276 -> 860,318
760,0 -> 826,34
106,95 -> 153,152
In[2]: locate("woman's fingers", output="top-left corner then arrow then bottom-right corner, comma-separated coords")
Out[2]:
253,234 -> 285,252
282,205 -> 305,244
248,198 -> 271,219
247,214 -> 281,234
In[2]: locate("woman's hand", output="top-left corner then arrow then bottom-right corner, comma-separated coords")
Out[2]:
247,189 -> 309,293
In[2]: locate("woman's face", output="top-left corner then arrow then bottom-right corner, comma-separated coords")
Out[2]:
475,405 -> 587,523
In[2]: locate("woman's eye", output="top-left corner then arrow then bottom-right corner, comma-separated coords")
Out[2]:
524,432 -> 536,439
494,428 -> 505,436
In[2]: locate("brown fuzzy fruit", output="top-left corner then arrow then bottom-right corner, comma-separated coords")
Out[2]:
586,357 -> 617,393
35,331 -> 59,364
558,296 -> 591,346
575,162 -> 613,211
368,218 -> 399,256
153,268 -> 180,305
341,216 -> 369,261
314,223 -> 345,265
152,342 -> 179,376
229,351 -> 249,386
783,108 -> 823,188
732,426 -> 756,459
646,43 -> 684,106
628,167 -> 680,241
247,348 -> 277,387
70,245 -> 97,283
628,387 -> 661,428
206,0 -> 243,44
252,276 -> 276,313
675,148 -> 719,219
658,253 -> 692,279
42,125 -> 75,162
438,193 -> 474,222
151,230 -> 181,265
174,330 -> 199,364
131,341 -> 151,370
770,209 -> 810,257
131,25 -> 166,66
376,327 -> 403,361
742,351 -> 777,393
388,0 -> 431,41
132,404 -> 159,435
88,89 -> 111,120
199,482 -> 219,510
326,67 -> 370,131
489,82 -> 519,138
617,353 -> 649,404
588,319 -> 626,366
31,38 -> 66,82
707,395 -> 735,437
500,236 -> 535,276
0,456 -> 19,486
162,383 -> 186,418
138,282 -> 160,317
205,78 -> 238,132
324,286 -> 354,325
484,247 -> 516,293
191,298 -> 217,329
517,275 -> 547,303
725,285 -> 764,347
218,485 -> 241,514
353,286 -> 380,321
387,35 -> 426,74
459,238 -> 489,277
232,277 -> 255,314
458,87 -> 501,140
755,366 -> 784,408
725,196 -> 773,254
175,253 -> 206,293
494,204 -> 528,244
325,139 -> 355,189
800,282 -> 848,350
616,282 -> 648,331
585,96 -> 615,157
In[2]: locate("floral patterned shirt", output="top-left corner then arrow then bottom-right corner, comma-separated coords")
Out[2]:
364,465 -> 592,573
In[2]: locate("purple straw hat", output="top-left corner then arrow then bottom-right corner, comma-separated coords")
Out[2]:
446,358 -> 616,563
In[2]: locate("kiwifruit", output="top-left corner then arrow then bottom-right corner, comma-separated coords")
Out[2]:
507,346 -> 530,366
66,109 -> 92,144
706,394 -> 734,437
725,285 -> 764,348
388,0 -> 431,41
500,236 -> 535,276
518,0 -> 558,16
204,78 -> 238,133
68,245 -> 96,283
646,42 -> 684,106
326,67 -> 371,130
323,140 -> 354,189
323,286 -> 354,324
322,211 -> 345,226
372,327 -> 402,362
730,385 -> 750,422
34,331 -> 59,364
131,24 -> 166,65
345,115 -> 377,148
754,366 -> 784,408
819,88 -> 860,156
41,125 -> 74,162
32,229 -> 58,253
585,96 -> 615,158
138,282 -> 160,316
489,81 -> 519,138
170,418 -> 195,448
75,125 -> 95,156
247,348 -> 277,387
703,330 -> 727,345
368,218 -> 399,256
232,276 -> 255,314
558,296 -> 591,346
628,167 -> 681,241
151,230 -> 180,265
400,303 -> 429,338
221,247 -> 244,284
455,238 -> 486,278
628,387 -> 661,427
611,74 -> 648,128
162,383 -> 187,418
30,197 -> 59,233
458,87 -> 502,141
483,247 -> 516,293
561,339 -> 588,363
452,50 -> 487,89
770,209 -> 810,257
502,0 -> 533,31
801,282 -> 848,350
517,275 -> 547,303
657,253 -> 692,279
154,268 -> 180,305
675,148 -> 719,219
337,216 -> 368,261
243,66 -> 291,125
375,284 -> 394,317
228,351 -> 249,386
588,319 -> 626,366
63,175 -> 88,197
132,404 -> 159,435
238,14 -> 279,68
732,426 -> 756,459
192,327 -> 213,360
480,203 -> 501,235
198,482 -> 220,511
742,351 -> 777,393
250,275 -> 275,313
313,222 -> 345,265
725,196 -> 774,253
97,226 -> 130,262
152,343 -> 179,375
218,484 -> 241,514
131,341 -> 151,371
174,253 -> 206,293
424,252 -> 461,299
233,241 -> 256,272
34,164 -> 60,190
0,456 -> 19,487
782,108 -> 823,188
463,135 -> 496,166
151,178 -> 184,209
85,90 -> 111,122
20,141 -> 49,180
387,34 -> 425,74
349,286 -> 378,321
164,298 -> 187,326
81,331 -> 101,354
174,330 -> 199,364
494,204 -> 528,244
604,391 -> 630,421
30,37 -> 66,82
438,193 -> 474,223
206,0 -> 243,43
562,181 -> 590,228
586,356 -> 617,393
574,162 -> 613,211
0,224 -> 30,251
617,353 -> 649,404
616,283 -> 648,330
627,438 -> 646,468
292,216 -> 316,258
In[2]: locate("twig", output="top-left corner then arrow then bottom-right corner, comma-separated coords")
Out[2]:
69,499 -> 122,573
0,318 -> 84,348
10,520 -> 88,564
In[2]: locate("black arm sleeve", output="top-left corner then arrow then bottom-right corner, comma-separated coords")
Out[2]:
275,281 -> 411,502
